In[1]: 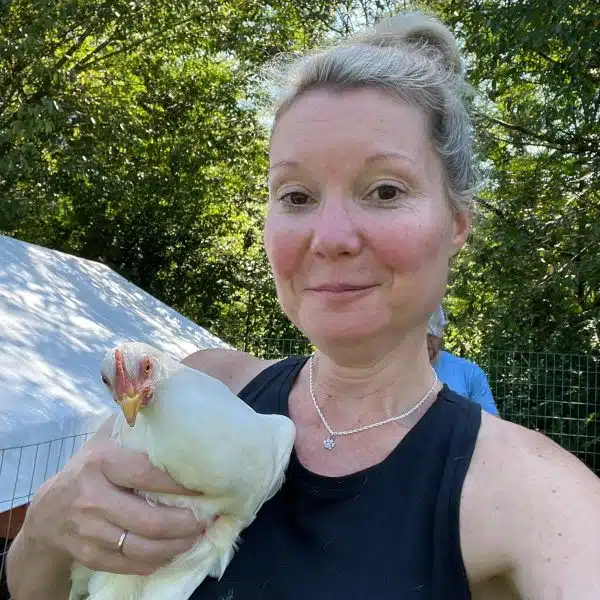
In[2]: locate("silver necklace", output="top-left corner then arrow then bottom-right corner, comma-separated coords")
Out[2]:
309,353 -> 439,450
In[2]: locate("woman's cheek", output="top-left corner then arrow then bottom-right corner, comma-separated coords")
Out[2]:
264,215 -> 307,281
371,218 -> 447,273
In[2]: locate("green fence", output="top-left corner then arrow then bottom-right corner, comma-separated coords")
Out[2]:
485,350 -> 599,475
238,339 -> 600,476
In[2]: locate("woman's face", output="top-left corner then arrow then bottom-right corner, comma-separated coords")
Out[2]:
265,88 -> 470,350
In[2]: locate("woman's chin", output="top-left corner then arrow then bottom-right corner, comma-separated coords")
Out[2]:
299,314 -> 389,347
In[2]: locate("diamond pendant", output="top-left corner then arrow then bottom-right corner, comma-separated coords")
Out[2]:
324,436 -> 336,450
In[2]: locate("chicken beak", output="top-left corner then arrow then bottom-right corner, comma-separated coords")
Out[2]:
117,392 -> 144,427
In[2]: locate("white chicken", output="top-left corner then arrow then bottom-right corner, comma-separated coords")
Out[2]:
69,341 -> 296,600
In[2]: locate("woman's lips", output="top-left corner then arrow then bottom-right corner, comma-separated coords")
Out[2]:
307,283 -> 378,295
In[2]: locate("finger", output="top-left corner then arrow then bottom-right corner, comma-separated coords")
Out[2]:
74,542 -> 163,576
109,527 -> 203,564
97,445 -> 203,496
101,487 -> 205,539
79,517 -> 203,564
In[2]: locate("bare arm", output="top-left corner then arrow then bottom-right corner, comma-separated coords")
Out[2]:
507,430 -> 600,598
462,414 -> 600,599
182,347 -> 277,395
7,517 -> 74,600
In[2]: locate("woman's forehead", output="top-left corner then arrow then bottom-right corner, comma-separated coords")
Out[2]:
269,88 -> 432,168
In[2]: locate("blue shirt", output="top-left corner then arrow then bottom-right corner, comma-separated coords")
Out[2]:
433,351 -> 498,415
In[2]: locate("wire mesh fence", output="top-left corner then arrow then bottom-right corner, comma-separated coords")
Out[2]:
0,433 -> 93,599
1,342 -> 598,598
485,350 -> 599,475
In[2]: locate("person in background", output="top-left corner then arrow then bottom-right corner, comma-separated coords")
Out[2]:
428,306 -> 499,415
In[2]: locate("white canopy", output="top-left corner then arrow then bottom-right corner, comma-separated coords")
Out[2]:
0,235 -> 228,511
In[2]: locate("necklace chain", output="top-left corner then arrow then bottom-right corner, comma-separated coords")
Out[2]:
308,353 -> 439,449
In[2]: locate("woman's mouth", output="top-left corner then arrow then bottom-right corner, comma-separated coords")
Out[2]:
307,283 -> 378,295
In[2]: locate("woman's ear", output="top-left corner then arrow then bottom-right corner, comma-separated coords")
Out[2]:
450,209 -> 472,254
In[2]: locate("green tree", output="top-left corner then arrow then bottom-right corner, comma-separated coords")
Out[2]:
3,0 -> 598,356
421,0 -> 600,356
0,0 -> 334,340
2,0 -> 597,469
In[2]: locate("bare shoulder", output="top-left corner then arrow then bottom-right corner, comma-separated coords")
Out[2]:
466,411 -> 600,510
181,347 -> 280,395
461,412 -> 600,598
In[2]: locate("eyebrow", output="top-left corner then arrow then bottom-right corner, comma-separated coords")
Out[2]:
363,151 -> 417,166
269,152 -> 416,171
269,159 -> 300,171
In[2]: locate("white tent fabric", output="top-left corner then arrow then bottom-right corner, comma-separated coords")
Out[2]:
0,235 -> 228,511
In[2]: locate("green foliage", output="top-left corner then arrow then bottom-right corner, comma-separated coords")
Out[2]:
421,0 -> 600,471
423,0 -> 600,357
0,0 -> 335,342
2,0 -> 598,358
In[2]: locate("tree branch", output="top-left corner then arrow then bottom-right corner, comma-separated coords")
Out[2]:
70,15 -> 199,73
536,51 -> 562,66
359,0 -> 370,26
0,22 -> 98,129
478,112 -> 549,139
475,196 -> 507,220
70,30 -> 122,73
477,112 -> 597,156
51,22 -> 99,74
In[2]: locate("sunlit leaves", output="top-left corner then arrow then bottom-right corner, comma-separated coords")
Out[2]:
0,0 -> 336,341
425,0 -> 599,356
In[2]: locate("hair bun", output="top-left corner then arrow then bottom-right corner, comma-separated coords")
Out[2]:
354,12 -> 463,76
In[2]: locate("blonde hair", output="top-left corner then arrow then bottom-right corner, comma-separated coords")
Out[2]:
264,12 -> 474,213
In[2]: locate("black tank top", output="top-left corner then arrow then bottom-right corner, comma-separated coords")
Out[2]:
190,356 -> 481,600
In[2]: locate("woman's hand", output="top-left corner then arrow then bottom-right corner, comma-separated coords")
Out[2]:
25,432 -> 206,576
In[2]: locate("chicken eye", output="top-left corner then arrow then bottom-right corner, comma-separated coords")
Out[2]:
101,375 -> 110,387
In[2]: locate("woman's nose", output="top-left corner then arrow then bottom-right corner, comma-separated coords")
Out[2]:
309,196 -> 362,259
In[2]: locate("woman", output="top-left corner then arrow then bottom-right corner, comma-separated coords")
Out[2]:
427,306 -> 498,415
8,11 -> 599,600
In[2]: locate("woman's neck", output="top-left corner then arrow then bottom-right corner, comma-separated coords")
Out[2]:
311,338 -> 439,429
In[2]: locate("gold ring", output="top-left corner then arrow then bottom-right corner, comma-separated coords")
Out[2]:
116,530 -> 128,555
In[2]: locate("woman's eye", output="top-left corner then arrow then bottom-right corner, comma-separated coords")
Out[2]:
279,191 -> 311,206
367,184 -> 406,203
